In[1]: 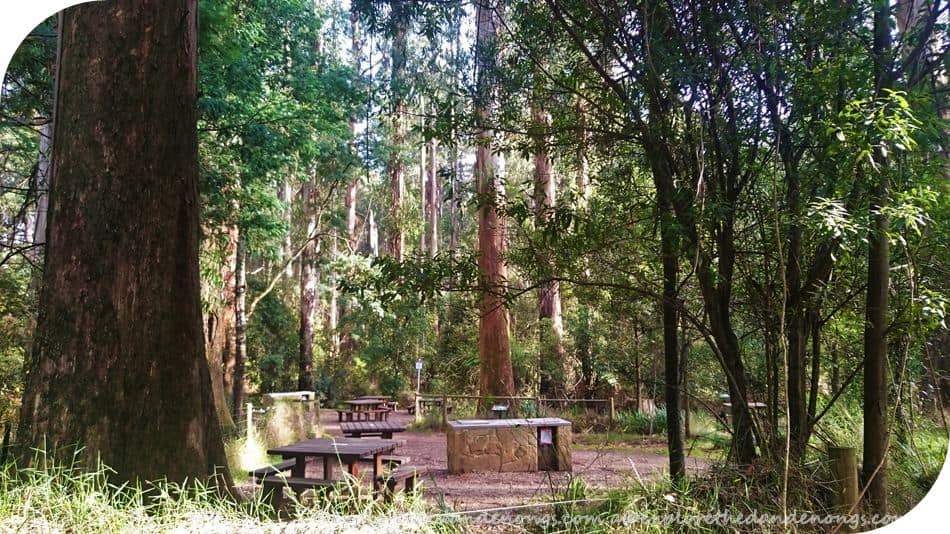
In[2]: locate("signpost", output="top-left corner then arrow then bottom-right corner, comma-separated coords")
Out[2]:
415,359 -> 423,422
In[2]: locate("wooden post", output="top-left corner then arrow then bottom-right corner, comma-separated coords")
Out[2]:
414,395 -> 421,423
609,396 -> 616,429
535,397 -> 542,417
441,394 -> 448,429
246,402 -> 253,442
829,447 -> 859,532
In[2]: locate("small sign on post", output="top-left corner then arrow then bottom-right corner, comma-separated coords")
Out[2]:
415,359 -> 423,423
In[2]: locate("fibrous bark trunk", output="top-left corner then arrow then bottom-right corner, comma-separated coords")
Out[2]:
532,101 -> 567,398
386,0 -> 408,261
17,0 -> 230,486
204,223 -> 238,431
474,0 -> 514,408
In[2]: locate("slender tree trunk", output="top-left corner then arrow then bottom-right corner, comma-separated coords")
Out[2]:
279,180 -> 294,278
428,136 -> 439,257
420,99 -> 428,254
386,0 -> 408,261
634,324 -> 642,412
863,2 -> 893,514
475,0 -> 514,408
680,316 -> 691,438
368,207 -> 379,257
659,209 -> 685,481
31,121 -> 52,252
807,312 -> 822,430
298,181 -> 318,391
233,233 -> 248,421
17,0 -> 230,486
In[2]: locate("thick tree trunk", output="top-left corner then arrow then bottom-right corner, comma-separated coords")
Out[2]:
475,0 -> 514,408
386,0 -> 408,261
17,0 -> 230,486
532,102 -> 567,398
298,181 -> 318,391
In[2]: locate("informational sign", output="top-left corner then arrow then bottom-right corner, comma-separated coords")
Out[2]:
539,428 -> 553,445
415,359 -> 423,370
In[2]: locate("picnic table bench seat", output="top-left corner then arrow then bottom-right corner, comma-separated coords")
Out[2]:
260,473 -> 340,508
358,454 -> 408,468
248,459 -> 296,483
336,408 -> 391,422
376,464 -> 428,503
340,420 -> 405,438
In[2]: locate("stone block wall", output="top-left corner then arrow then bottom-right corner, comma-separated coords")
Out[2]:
447,424 -> 537,473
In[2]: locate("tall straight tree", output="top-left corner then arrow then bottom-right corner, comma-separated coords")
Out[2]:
17,0 -> 230,485
386,0 -> 409,261
862,0 -> 894,514
299,180 -> 318,391
532,93 -> 567,398
474,0 -> 514,406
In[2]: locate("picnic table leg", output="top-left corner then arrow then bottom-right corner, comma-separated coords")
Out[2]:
290,456 -> 305,478
383,431 -> 392,439
264,481 -> 283,510
323,456 -> 332,479
372,453 -> 383,494
347,459 -> 360,478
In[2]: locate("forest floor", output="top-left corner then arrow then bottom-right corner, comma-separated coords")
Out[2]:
317,408 -> 710,512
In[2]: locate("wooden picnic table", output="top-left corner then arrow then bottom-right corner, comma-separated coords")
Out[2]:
340,420 -> 406,439
267,437 -> 399,482
338,398 -> 391,421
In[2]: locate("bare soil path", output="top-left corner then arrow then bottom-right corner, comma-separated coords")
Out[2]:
318,408 -> 708,512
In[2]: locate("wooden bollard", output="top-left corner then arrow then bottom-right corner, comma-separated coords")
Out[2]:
441,394 -> 448,429
609,397 -> 616,428
829,447 -> 859,532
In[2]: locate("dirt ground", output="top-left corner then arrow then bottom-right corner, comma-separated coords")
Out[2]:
317,408 -> 707,512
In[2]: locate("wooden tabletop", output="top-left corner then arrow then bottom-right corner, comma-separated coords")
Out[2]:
357,395 -> 390,400
344,399 -> 387,406
267,438 -> 398,458
340,421 -> 406,433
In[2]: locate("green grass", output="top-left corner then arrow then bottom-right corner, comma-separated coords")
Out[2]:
0,451 -> 444,533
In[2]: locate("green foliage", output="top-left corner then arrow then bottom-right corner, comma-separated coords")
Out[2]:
616,409 -> 668,436
246,282 -> 300,393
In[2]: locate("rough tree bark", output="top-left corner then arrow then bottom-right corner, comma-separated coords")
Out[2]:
474,0 -> 514,407
386,0 -> 408,261
17,0 -> 230,486
532,99 -> 567,398
203,223 -> 238,431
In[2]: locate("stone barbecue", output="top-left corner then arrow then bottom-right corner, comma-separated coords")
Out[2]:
446,418 -> 572,473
